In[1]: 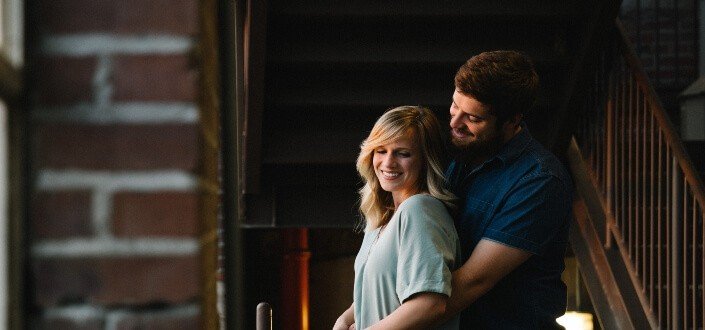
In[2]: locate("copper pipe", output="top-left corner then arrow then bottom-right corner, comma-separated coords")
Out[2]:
281,228 -> 310,330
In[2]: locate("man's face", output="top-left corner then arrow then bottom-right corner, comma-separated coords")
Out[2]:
449,90 -> 505,158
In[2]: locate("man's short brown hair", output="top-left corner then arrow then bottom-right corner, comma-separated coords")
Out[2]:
454,50 -> 539,125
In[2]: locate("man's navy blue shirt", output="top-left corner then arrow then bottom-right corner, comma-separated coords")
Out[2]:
446,124 -> 573,329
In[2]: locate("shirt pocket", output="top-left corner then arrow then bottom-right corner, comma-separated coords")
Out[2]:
463,196 -> 492,216
461,197 -> 493,225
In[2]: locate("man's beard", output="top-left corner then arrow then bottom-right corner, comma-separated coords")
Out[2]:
450,129 -> 504,162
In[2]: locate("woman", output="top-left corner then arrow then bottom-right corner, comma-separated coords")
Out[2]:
334,106 -> 461,329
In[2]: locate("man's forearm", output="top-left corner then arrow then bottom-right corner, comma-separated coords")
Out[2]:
442,239 -> 532,321
368,293 -> 447,330
443,269 -> 493,320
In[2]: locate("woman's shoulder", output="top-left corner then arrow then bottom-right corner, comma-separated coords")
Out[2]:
395,194 -> 458,239
399,193 -> 446,211
397,194 -> 453,226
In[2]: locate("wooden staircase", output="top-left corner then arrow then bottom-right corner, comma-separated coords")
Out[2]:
243,0 -> 583,227
224,1 -> 705,329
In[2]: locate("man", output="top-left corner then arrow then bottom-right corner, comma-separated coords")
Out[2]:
444,50 -> 573,329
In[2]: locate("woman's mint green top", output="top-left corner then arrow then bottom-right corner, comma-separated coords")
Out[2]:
353,194 -> 461,329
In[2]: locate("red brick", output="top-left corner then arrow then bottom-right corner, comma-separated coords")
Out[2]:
32,191 -> 93,239
33,256 -> 200,306
113,55 -> 197,102
37,56 -> 96,106
36,124 -> 198,170
113,192 -> 199,237
38,0 -> 198,35
116,0 -> 198,35
114,310 -> 200,330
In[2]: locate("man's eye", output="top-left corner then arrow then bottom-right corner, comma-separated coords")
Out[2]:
467,115 -> 482,123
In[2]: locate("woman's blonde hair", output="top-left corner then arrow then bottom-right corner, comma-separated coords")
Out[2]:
356,106 -> 456,231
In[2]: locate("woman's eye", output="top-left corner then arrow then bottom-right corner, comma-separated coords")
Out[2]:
398,152 -> 411,157
375,149 -> 386,154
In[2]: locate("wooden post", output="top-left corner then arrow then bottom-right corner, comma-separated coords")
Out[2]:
257,302 -> 272,330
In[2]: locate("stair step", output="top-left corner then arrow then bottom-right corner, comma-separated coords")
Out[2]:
269,0 -> 580,19
266,62 -> 455,107
266,62 -> 561,108
263,128 -> 366,164
267,16 -> 568,64
261,106 -> 449,164
260,100 -> 556,164
245,164 -> 360,227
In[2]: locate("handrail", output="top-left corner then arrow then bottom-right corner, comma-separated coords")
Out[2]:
614,19 -> 705,207
573,18 -> 705,329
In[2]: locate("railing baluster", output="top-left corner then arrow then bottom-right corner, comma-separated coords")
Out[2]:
650,103 -> 655,313
621,59 -> 627,244
658,128 -> 664,326
682,177 -> 688,328
671,154 -> 681,330
606,98 -> 614,248
691,193 -> 696,329
642,91 -> 648,294
666,144 -> 672,328
628,69 -> 634,261
629,72 -> 635,267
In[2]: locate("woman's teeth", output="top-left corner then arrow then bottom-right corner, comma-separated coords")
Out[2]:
382,171 -> 400,179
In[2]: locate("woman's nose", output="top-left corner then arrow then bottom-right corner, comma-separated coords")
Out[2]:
382,154 -> 396,167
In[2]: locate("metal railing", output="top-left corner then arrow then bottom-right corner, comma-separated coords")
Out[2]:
574,19 -> 705,329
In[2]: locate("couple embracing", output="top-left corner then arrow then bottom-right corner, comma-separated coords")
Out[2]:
334,51 -> 573,330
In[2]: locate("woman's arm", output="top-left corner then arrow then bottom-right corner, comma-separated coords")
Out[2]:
367,292 -> 447,330
333,303 -> 355,330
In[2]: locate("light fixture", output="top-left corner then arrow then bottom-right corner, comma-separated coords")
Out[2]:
556,311 -> 593,330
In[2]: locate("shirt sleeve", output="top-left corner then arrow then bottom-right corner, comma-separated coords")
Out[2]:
394,196 -> 458,303
483,173 -> 572,255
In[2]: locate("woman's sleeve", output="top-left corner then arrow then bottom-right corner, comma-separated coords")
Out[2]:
395,196 -> 458,303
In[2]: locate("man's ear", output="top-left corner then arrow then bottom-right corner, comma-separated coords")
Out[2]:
503,113 -> 523,128
510,113 -> 523,125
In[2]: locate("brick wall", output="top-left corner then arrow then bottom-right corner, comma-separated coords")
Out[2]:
620,0 -> 699,112
28,0 -> 209,328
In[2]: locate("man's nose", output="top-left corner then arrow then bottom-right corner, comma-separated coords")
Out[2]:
449,112 -> 462,128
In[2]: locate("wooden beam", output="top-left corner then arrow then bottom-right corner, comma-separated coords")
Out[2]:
268,0 -> 580,18
244,0 -> 267,194
198,0 -> 222,328
219,0 -> 247,328
567,138 -> 636,330
0,55 -> 21,103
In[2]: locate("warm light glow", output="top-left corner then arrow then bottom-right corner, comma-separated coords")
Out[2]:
556,311 -> 593,330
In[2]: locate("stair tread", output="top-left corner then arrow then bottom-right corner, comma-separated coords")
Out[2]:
269,0 -> 580,18
267,16 -> 569,64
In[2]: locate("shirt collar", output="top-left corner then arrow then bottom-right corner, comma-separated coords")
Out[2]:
492,121 -> 532,166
